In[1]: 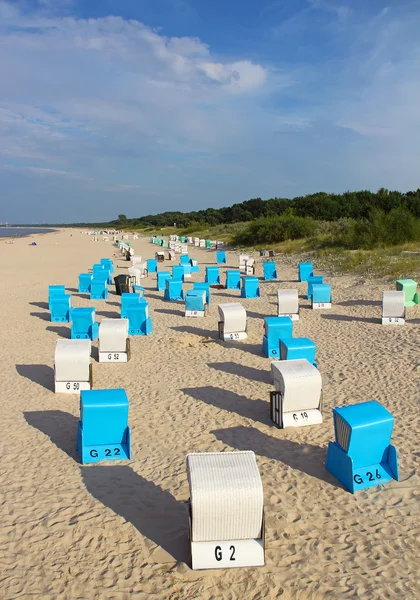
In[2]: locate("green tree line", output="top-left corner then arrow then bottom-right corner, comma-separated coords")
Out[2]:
109,188 -> 420,231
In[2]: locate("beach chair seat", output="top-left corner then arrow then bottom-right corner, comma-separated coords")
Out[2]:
70,307 -> 99,341
48,285 -> 66,306
206,266 -> 221,285
382,291 -> 405,325
185,290 -> 206,317
54,339 -> 92,393
225,270 -> 241,290
241,276 -> 260,298
187,451 -> 264,570
78,274 -> 92,293
395,279 -> 419,306
190,259 -> 200,274
280,337 -> 316,366
263,262 -> 277,281
193,282 -> 211,305
120,292 -> 142,318
90,278 -> 108,300
307,275 -> 324,300
132,284 -> 145,297
114,274 -> 132,296
298,262 -> 313,282
164,279 -> 184,301
218,302 -> 247,341
92,263 -> 106,278
77,389 -> 131,464
172,265 -> 185,282
262,316 -> 293,358
270,359 -> 322,428
50,293 -> 72,322
157,271 -> 171,292
277,289 -> 299,320
147,259 -> 158,276
126,303 -> 152,336
98,318 -> 130,362
326,400 -> 399,493
100,258 -> 114,274
312,283 -> 331,309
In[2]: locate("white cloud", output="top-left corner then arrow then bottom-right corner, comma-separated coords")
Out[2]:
1,1 -> 420,223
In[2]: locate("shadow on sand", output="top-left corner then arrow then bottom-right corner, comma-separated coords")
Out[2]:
182,386 -> 271,426
81,465 -> 190,564
212,425 -> 338,486
16,364 -> 55,391
24,410 -> 79,460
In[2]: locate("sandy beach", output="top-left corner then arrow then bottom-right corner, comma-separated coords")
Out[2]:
0,228 -> 419,600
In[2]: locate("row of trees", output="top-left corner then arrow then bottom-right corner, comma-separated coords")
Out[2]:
111,188 -> 420,230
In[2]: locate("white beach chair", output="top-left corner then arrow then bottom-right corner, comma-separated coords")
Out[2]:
186,451 -> 265,570
382,291 -> 405,325
98,319 -> 130,362
218,303 -> 248,341
216,241 -> 224,249
270,359 -> 322,428
131,255 -> 142,265
245,257 -> 255,275
239,254 -> 249,272
128,262 -> 147,284
194,237 -> 200,247
199,239 -> 206,248
277,289 -> 299,320
54,339 -> 92,394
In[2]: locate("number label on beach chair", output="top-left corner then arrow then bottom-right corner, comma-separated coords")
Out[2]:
98,351 -> 128,363
55,380 -> 91,394
382,317 -> 404,325
312,302 -> 331,309
185,310 -> 205,317
191,538 -> 265,570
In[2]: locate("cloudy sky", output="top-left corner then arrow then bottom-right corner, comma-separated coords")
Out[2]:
0,0 -> 419,223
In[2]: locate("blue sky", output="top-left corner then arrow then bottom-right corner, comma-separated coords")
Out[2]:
0,0 -> 419,223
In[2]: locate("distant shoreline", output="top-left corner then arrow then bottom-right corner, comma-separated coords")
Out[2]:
0,227 -> 57,239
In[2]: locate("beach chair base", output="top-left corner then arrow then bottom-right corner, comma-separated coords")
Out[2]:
185,310 -> 205,318
218,322 -> 248,342
55,380 -> 91,394
312,302 -> 331,309
189,512 -> 265,570
325,441 -> 399,493
278,312 -> 299,321
54,364 -> 93,394
98,351 -> 128,362
191,537 -> 265,570
77,423 -> 131,465
262,336 -> 281,358
270,392 -> 322,428
381,317 -> 404,325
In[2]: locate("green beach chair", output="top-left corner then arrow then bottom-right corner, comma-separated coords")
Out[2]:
395,279 -> 419,306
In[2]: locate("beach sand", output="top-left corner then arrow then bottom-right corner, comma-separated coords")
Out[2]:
0,229 -> 419,600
